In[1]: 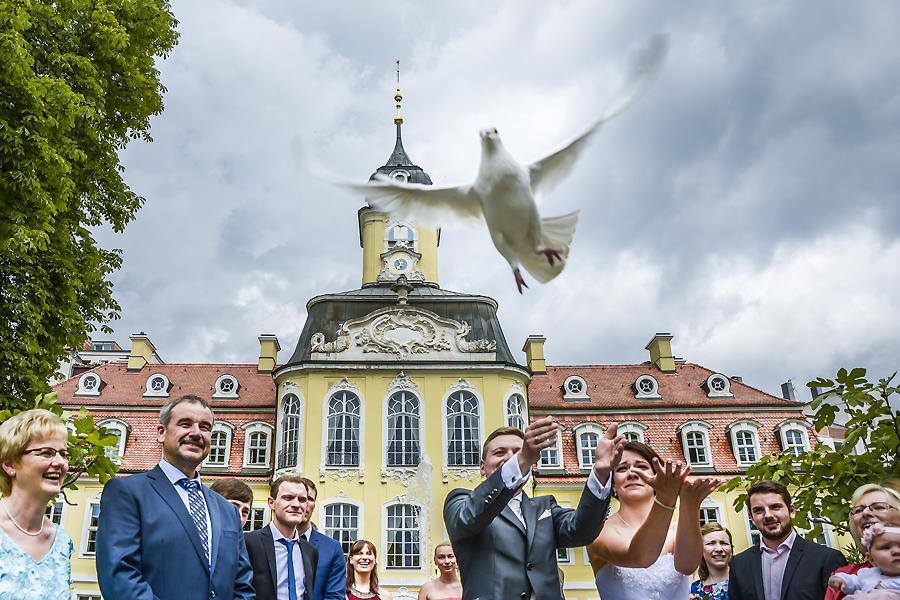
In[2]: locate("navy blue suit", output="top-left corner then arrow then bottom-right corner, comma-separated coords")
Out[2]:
304,528 -> 347,600
96,465 -> 254,600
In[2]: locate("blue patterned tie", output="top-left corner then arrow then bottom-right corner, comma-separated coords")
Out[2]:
277,538 -> 299,600
177,478 -> 210,563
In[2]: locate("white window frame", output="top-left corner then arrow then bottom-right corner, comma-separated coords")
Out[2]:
382,498 -> 425,571
562,375 -> 590,401
728,420 -> 762,468
75,372 -> 103,397
537,424 -> 564,473
384,219 -> 418,253
383,386 -> 424,469
618,421 -> 647,443
633,374 -> 661,399
573,422 -> 605,472
242,421 -> 273,470
79,495 -> 102,557
213,374 -> 240,399
321,384 -> 365,469
743,506 -> 762,547
243,503 -> 270,533
44,498 -> 66,526
277,389 -> 304,472
74,593 -> 103,600
441,379 -> 485,471
679,421 -> 713,468
97,418 -> 129,464
699,497 -> 725,526
704,373 -> 733,399
143,372 -> 171,398
321,497 -> 364,556
504,391 -> 526,431
777,420 -> 812,456
203,421 -> 235,469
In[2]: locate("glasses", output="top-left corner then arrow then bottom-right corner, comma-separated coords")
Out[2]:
850,502 -> 897,516
22,447 -> 69,461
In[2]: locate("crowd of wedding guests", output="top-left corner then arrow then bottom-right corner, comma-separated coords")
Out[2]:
0,398 -> 898,600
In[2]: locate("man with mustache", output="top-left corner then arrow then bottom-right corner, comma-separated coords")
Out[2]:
97,394 -> 254,600
729,479 -> 846,600
245,475 -> 318,600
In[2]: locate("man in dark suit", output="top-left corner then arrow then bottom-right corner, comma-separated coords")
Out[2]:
97,394 -> 254,600
443,418 -> 625,600
245,475 -> 318,600
297,477 -> 347,600
730,479 -> 847,600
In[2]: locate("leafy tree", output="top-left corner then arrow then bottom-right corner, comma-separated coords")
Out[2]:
723,368 -> 900,555
0,0 -> 179,409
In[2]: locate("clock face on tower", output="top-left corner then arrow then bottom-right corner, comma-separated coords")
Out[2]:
391,253 -> 411,274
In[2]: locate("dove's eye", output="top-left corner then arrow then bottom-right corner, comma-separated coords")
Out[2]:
493,128 -> 498,134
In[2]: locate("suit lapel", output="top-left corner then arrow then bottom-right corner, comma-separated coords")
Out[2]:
780,536 -> 804,600
147,466 -> 210,572
203,487 -> 220,574
522,494 -> 539,552
749,546 -> 765,600
262,525 -> 278,594
500,505 -> 526,536
301,538 -> 317,599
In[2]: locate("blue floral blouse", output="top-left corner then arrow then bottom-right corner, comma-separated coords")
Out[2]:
691,578 -> 729,600
0,524 -> 73,600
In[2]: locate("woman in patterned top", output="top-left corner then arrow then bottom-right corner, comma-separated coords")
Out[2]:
690,522 -> 732,600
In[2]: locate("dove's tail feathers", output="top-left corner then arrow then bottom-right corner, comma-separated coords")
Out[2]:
516,210 -> 580,284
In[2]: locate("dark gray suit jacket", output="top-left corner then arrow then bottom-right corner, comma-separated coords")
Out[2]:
444,467 -> 611,600
729,534 -> 847,600
245,524 -> 319,600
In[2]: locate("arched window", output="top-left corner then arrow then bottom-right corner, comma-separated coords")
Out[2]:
327,391 -> 360,466
324,503 -> 360,556
446,390 -> 480,466
279,393 -> 301,469
387,391 -> 420,467
242,422 -> 273,469
679,421 -> 713,467
573,423 -> 605,471
506,394 -> 525,430
385,502 -> 422,569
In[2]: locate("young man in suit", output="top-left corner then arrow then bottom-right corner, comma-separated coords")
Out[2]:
96,395 -> 254,600
443,418 -> 625,600
245,475 -> 318,600
297,477 -> 348,600
210,476 -> 254,528
730,479 -> 847,600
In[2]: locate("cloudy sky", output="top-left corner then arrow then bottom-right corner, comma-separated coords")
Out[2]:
96,0 -> 900,399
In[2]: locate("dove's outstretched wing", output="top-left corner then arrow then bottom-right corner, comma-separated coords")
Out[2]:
292,139 -> 483,229
525,35 -> 668,203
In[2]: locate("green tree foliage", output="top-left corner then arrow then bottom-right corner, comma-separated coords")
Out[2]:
0,392 -> 119,494
0,0 -> 179,408
723,368 -> 900,550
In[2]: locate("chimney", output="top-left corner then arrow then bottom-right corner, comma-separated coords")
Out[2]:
645,333 -> 676,373
258,334 -> 281,373
522,335 -> 546,374
127,333 -> 156,371
781,381 -> 796,402
810,386 -> 824,401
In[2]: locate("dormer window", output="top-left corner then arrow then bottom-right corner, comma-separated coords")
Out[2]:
97,418 -> 129,464
76,373 -> 103,397
727,420 -> 762,468
702,374 -> 733,399
563,376 -> 590,401
213,374 -> 240,399
776,420 -> 811,456
633,375 -> 661,399
144,373 -> 171,398
573,423 -> 605,471
618,421 -> 648,443
678,421 -> 713,468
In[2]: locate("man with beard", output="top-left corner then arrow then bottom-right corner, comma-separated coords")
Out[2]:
730,480 -> 846,600
97,395 -> 254,600
245,475 -> 318,600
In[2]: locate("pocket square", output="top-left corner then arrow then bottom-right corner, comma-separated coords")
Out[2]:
538,508 -> 552,520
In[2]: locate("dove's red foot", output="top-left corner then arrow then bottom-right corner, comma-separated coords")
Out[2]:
514,269 -> 529,294
540,246 -> 563,266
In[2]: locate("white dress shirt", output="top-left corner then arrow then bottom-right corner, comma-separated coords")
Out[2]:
270,522 -> 307,600
158,459 -> 213,561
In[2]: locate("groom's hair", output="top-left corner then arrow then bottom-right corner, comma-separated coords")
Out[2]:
482,426 -> 524,460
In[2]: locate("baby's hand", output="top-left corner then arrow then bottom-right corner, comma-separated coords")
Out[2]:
828,576 -> 846,592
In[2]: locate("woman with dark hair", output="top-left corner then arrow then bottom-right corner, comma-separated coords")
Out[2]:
587,441 -> 724,600
690,522 -> 732,600
0,409 -> 73,600
347,539 -> 393,600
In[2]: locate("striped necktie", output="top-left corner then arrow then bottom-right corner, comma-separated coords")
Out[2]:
177,478 -> 210,562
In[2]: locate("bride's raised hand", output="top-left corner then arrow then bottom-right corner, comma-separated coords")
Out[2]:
679,476 -> 726,509
633,458 -> 689,507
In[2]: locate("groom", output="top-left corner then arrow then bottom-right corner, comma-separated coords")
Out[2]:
444,418 -> 625,600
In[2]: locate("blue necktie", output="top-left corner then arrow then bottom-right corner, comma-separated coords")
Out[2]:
177,478 -> 210,563
278,538 -> 299,600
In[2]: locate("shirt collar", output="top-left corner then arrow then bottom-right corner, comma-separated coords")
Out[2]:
270,521 -> 298,542
158,459 -> 200,486
761,529 -> 797,554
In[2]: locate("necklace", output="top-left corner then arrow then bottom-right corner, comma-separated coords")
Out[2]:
617,512 -> 637,534
1,497 -> 44,537
350,584 -> 377,599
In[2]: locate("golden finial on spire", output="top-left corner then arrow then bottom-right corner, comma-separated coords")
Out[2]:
394,60 -> 403,124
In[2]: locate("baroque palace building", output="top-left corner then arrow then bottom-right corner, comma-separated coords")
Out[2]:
51,103 -> 837,600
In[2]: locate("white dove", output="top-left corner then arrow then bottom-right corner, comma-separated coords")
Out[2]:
297,36 -> 666,293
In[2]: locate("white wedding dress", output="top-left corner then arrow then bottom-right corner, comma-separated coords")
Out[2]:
594,553 -> 690,600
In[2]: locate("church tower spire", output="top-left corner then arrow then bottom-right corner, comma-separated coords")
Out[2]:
359,61 -> 439,287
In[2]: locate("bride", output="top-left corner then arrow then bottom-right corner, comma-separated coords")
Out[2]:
587,441 -> 724,600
